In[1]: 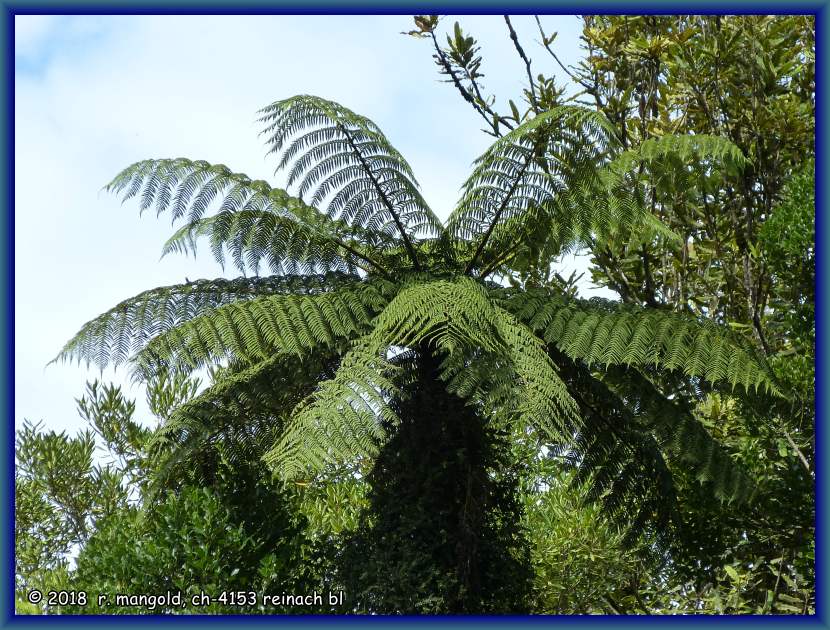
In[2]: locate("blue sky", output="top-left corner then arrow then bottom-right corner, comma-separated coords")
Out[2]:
15,14 -> 609,436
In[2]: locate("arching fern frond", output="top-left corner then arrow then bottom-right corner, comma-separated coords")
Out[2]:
367,276 -> 506,355
606,134 -> 748,182
161,208 -> 391,276
499,288 -> 782,395
107,158 -> 390,275
552,352 -> 682,549
369,277 -> 581,442
264,342 -> 401,480
603,365 -> 754,504
258,95 -> 444,268
132,279 -> 394,379
490,307 -> 582,441
149,352 -> 339,491
466,130 -> 745,279
261,277 -> 584,480
54,273 -> 361,371
450,106 -> 618,272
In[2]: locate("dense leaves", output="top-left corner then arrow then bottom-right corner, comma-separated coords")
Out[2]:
418,13 -> 814,614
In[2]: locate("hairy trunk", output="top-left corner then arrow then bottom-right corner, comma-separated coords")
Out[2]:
338,347 -> 531,613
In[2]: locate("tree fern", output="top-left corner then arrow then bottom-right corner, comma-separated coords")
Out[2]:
60,94 -> 782,565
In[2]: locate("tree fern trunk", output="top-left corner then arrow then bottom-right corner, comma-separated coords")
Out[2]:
338,347 -> 531,613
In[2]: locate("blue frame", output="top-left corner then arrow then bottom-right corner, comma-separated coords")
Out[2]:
3,3 -> 827,627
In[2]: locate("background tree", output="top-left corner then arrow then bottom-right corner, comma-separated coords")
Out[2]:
16,370 -> 347,615
15,382 -> 140,613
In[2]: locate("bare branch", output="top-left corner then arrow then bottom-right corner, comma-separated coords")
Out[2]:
504,15 -> 538,113
429,30 -> 513,137
534,16 -> 595,93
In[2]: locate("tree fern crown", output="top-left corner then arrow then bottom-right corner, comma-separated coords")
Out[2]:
57,94 -> 779,532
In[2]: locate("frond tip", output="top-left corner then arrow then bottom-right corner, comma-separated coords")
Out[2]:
258,95 -> 444,267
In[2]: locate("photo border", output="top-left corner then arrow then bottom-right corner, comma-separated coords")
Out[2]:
3,2 -> 826,627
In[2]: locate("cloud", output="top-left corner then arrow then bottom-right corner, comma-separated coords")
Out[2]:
14,15 -> 59,58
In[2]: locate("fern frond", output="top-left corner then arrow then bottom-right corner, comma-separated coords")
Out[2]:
450,106 -> 618,272
467,132 -> 744,278
607,134 -> 748,181
149,352 -> 338,489
369,277 -> 582,441
264,342 -> 401,480
54,273 -> 362,370
161,208 -> 392,276
553,352 -> 681,548
258,95 -> 443,268
367,276 -> 506,355
107,157 -> 390,275
499,288 -> 783,395
603,366 -> 754,504
132,280 -> 394,379
490,307 -> 582,441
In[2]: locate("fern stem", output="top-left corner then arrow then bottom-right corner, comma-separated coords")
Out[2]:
338,124 -> 422,271
465,144 -> 536,275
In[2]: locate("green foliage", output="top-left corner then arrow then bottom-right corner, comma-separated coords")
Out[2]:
68,483 -> 322,614
759,159 -> 815,357
259,95 -> 443,254
416,14 -> 813,614
15,419 -> 128,613
523,467 -> 654,614
16,372 -> 347,615
52,84 -> 784,613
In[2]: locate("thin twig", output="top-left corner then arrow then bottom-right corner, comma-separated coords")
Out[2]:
783,430 -> 811,473
534,16 -> 595,93
504,15 -> 538,112
429,30 -> 512,137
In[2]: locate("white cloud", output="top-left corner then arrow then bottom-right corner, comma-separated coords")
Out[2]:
14,15 -> 59,58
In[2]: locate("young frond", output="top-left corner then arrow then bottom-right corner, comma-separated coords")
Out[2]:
258,95 -> 443,266
500,288 -> 783,396
53,273 -> 360,371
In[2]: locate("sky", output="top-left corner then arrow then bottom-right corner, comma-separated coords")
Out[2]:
15,14 -> 613,437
